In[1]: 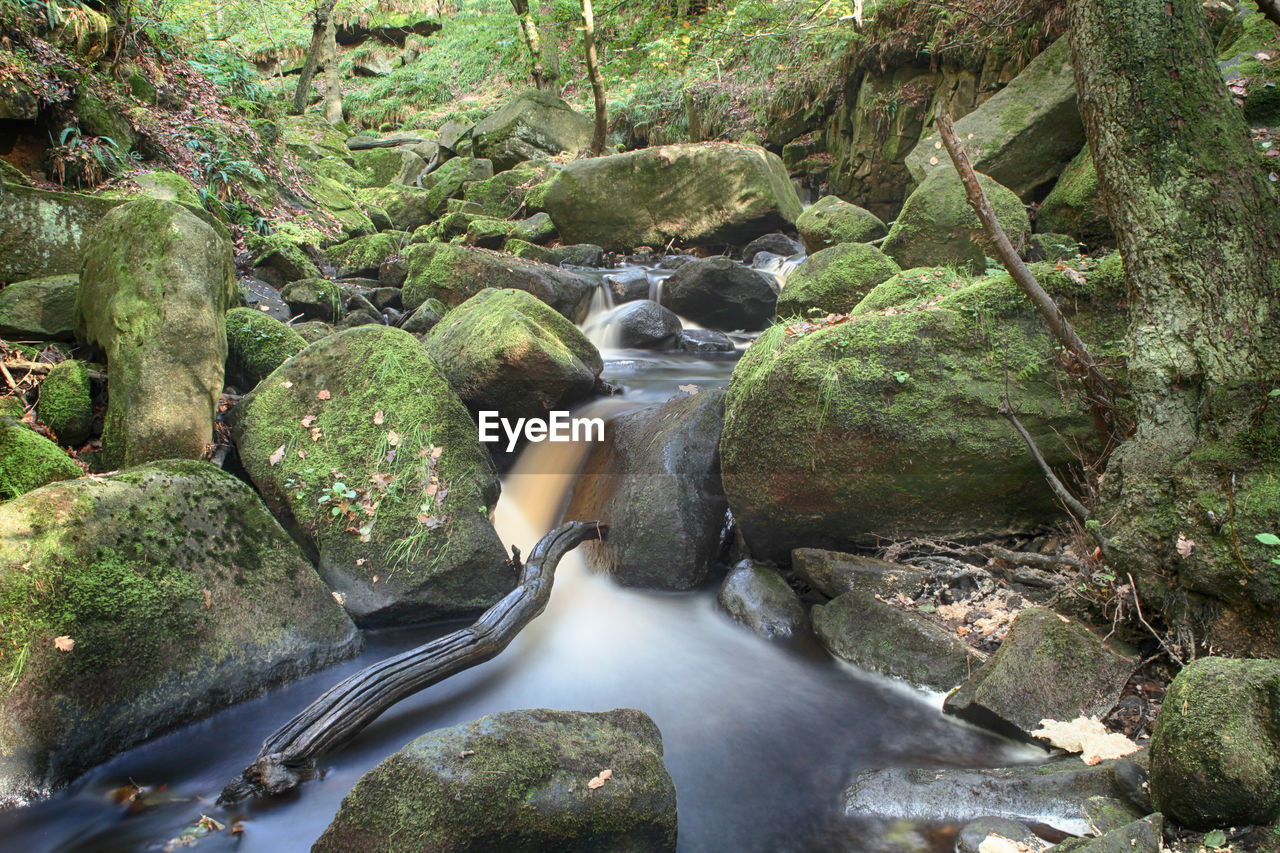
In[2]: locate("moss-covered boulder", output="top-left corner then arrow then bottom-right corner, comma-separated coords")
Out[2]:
511,211 -> 557,244
401,242 -> 595,320
463,216 -> 518,249
281,277 -> 345,323
304,174 -> 376,239
0,184 -> 121,281
813,589 -> 983,690
472,90 -> 595,171
1149,656 -> 1280,828
0,460 -> 359,805
852,266 -> 971,314
1037,146 -> 1113,248
354,184 -> 435,232
313,707 -> 677,853
0,274 -> 78,340
541,143 -> 803,251
719,260 -> 1125,561
420,156 -> 495,218
906,38 -> 1084,198
75,199 -> 236,469
351,147 -> 426,187
232,325 -> 509,627
566,390 -> 727,590
777,243 -> 900,318
424,288 -> 602,422
245,228 -> 323,288
282,114 -> 353,164
323,232 -> 407,279
795,195 -> 887,254
660,257 -> 778,331
463,165 -> 551,219
400,296 -> 447,336
1219,6 -> 1280,126
0,416 -> 81,500
883,169 -> 1029,273
717,561 -> 808,639
36,360 -> 92,446
943,608 -> 1136,737
791,548 -> 927,600
224,307 -> 308,390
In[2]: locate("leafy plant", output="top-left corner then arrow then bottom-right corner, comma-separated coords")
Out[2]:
48,126 -> 121,187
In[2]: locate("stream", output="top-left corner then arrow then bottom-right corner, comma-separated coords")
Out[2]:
0,261 -> 1038,852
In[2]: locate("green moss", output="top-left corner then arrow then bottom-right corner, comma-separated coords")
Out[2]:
777,242 -> 900,317
1038,146 -> 1112,246
37,360 -> 92,446
463,217 -> 517,249
323,232 -> 407,274
0,417 -> 81,500
281,278 -> 345,323
461,166 -> 543,219
354,185 -> 434,232
225,307 -> 308,389
854,266 -> 969,314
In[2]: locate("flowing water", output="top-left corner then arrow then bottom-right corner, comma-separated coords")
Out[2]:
0,268 -> 1037,852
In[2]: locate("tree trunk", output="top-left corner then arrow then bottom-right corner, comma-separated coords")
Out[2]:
321,14 -> 342,124
511,0 -> 551,91
1068,0 -> 1280,655
290,0 -> 338,116
540,0 -> 561,97
581,0 -> 607,154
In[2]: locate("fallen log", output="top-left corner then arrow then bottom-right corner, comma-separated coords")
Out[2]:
346,135 -> 427,150
218,519 -> 606,803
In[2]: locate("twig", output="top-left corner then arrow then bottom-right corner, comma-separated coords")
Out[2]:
0,360 -> 16,392
4,360 -> 107,383
998,397 -> 1091,523
1127,573 -> 1185,666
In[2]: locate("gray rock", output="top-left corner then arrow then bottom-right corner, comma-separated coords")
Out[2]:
717,561 -> 808,639
0,274 -> 78,340
1081,796 -> 1143,836
400,297 -> 447,335
511,211 -> 557,244
1113,759 -> 1152,814
795,195 -> 887,254
472,90 -> 595,171
883,170 -> 1029,273
792,548 -> 927,599
661,257 -> 777,332
237,275 -> 291,321
742,232 -> 804,263
677,328 -> 735,353
0,184 -> 122,281
614,300 -> 682,349
606,268 -> 651,303
956,816 -> 1043,853
1069,815 -> 1163,853
549,243 -> 606,268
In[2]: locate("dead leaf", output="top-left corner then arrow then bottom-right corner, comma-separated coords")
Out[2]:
269,444 -> 286,466
317,389 -> 331,400
298,449 -> 307,460
458,749 -> 476,758
1063,267 -> 1087,287
258,304 -> 270,312
310,427 -> 322,442
387,431 -> 401,447
356,558 -> 367,566
279,381 -> 293,389
929,155 -> 939,166
1176,533 -> 1194,558
373,410 -> 384,425
301,415 -> 317,428
678,384 -> 700,394
978,835 -> 1034,853
1032,717 -> 1139,765
54,636 -> 75,652
203,589 -> 212,609
332,591 -> 346,606
587,768 -> 613,789
933,140 -> 942,149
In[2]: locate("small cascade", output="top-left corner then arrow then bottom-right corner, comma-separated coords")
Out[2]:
752,251 -> 807,292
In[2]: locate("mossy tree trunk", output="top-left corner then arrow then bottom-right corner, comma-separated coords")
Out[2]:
291,0 -> 339,116
512,0 -> 556,93
1068,0 -> 1280,654
321,14 -> 342,124
581,0 -> 607,154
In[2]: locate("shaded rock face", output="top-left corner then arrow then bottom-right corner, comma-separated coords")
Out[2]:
717,561 -> 808,639
660,257 -> 777,332
0,461 -> 360,807
812,589 -> 983,691
36,360 -> 92,446
566,390 -> 729,590
776,242 -> 900,318
1037,146 -> 1113,248
0,274 -> 79,340
943,608 -> 1136,738
232,325 -> 510,627
0,184 -> 122,281
472,90 -> 595,171
401,242 -> 596,321
75,199 -> 236,469
0,415 -> 82,500
541,143 -> 803,251
677,328 -> 735,353
719,261 -> 1125,561
224,307 -> 308,391
906,37 -> 1083,199
791,548 -> 926,600
313,708 -> 678,853
1149,656 -> 1280,829
794,195 -> 887,254
882,169 -> 1029,273
424,288 -> 602,423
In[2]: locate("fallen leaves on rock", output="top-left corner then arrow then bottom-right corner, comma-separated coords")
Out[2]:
978,835 -> 1038,853
587,768 -> 613,790
53,636 -> 75,652
1032,716 -> 1139,765
316,389 -> 331,400
268,444 -> 286,466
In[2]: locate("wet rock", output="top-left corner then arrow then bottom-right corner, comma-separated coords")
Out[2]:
401,242 -> 595,321
1113,759 -> 1152,814
313,708 -> 677,853
812,590 -> 983,691
883,170 -> 1029,273
76,199 -> 236,469
365,287 -> 402,311
661,257 -> 777,332
1149,656 -> 1280,828
791,548 -> 926,599
472,90 -> 595,171
0,460 -> 360,806
1037,147 -> 1113,248
1069,815 -> 1163,853
548,243 -> 606,268
844,757 -> 1132,834
0,184 -> 121,281
943,608 -> 1136,738
613,300 -> 682,349
795,196 -> 887,254
541,143 -> 802,250
956,816 -> 1044,853
232,325 -> 509,627
776,243 -> 900,318
424,288 -> 602,422
0,274 -> 78,340
1081,796 -> 1143,835
605,267 -> 651,303
717,561 -> 808,639
36,360 -> 92,446
224,307 -> 308,390
742,232 -> 804,263
0,414 -> 81,499
566,390 -> 729,590
677,328 -> 736,353
400,296 -> 447,335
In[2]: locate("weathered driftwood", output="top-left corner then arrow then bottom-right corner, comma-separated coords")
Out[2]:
346,135 -> 427,150
219,520 -> 606,803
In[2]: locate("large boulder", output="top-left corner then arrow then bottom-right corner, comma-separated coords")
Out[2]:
223,307 -> 308,390
1149,656 -> 1280,829
795,195 -> 887,254
611,300 -> 682,349
0,184 -> 121,281
660,257 -> 777,331
324,232 -> 406,279
719,260 -> 1125,561
0,274 -> 79,340
0,460 -> 359,806
464,164 -> 554,219
75,199 -> 236,469
232,325 -> 509,626
401,242 -> 595,320
354,184 -> 434,232
420,156 -> 495,218
1037,146 -> 1113,247
36,360 -> 92,446
792,548 -> 927,600
566,390 -> 729,590
906,37 -> 1083,198
0,415 -> 81,500
943,608 -> 1136,737
350,147 -> 426,187
813,590 -> 983,691
882,169 -> 1029,273
472,90 -> 595,171
424,288 -> 602,423
313,708 -> 678,853
541,143 -> 803,250
776,243 -> 900,318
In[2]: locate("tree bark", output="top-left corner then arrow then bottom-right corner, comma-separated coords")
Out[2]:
321,14 -> 342,124
291,0 -> 338,116
581,0 -> 607,154
511,0 -> 551,91
540,0 -> 561,97
219,521 -> 606,803
1068,0 -> 1280,655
